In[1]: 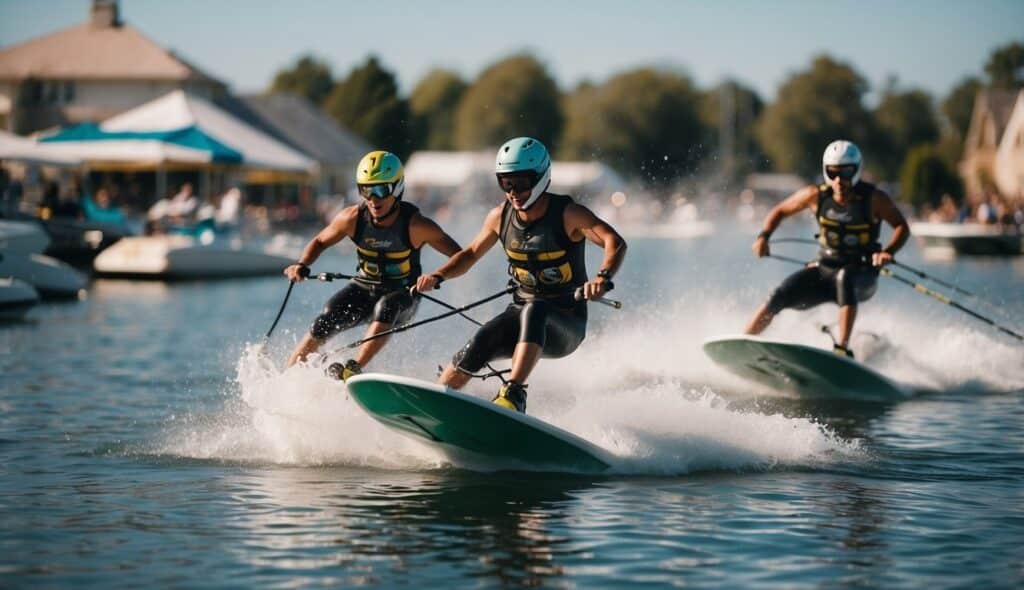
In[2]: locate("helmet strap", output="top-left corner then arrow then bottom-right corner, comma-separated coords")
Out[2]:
513,167 -> 551,211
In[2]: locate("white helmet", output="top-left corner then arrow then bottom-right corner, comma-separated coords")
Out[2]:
822,140 -> 862,185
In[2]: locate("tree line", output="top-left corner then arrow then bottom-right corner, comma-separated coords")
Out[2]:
270,42 -> 1024,206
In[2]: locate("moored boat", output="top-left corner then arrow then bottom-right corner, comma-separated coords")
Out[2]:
93,234 -> 295,280
0,277 -> 40,320
911,221 -> 1023,258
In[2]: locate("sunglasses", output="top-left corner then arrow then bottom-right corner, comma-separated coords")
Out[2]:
825,165 -> 858,180
497,174 -> 539,194
358,183 -> 394,200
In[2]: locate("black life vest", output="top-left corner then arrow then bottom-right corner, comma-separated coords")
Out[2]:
353,201 -> 421,286
816,181 -> 880,263
499,193 -> 587,298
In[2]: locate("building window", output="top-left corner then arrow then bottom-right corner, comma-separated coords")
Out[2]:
63,81 -> 75,103
46,81 -> 61,104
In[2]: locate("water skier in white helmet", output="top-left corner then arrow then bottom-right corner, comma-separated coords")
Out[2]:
744,140 -> 911,358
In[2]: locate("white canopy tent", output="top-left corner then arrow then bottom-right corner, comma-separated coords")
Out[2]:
0,130 -> 81,166
38,90 -> 315,173
405,150 -> 626,205
102,90 -> 314,172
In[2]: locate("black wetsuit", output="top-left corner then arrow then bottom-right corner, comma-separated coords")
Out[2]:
766,182 -> 881,314
453,194 -> 589,373
309,202 -> 421,340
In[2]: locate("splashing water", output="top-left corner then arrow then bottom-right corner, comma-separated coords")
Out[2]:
155,335 -> 862,475
154,232 -> 1022,474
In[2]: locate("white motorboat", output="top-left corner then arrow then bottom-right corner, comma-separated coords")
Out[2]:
0,250 -> 86,299
0,277 -> 40,321
93,234 -> 295,280
911,222 -> 1023,258
0,219 -> 50,255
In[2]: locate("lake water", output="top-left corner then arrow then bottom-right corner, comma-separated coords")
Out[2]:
3,220 -> 1023,588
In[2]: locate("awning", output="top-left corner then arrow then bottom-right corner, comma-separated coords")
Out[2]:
0,129 -> 82,166
38,90 -> 316,173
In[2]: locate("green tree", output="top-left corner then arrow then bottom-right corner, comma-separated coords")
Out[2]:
699,79 -> 765,177
409,69 -> 466,150
984,41 -> 1024,89
323,56 -> 411,157
873,85 -> 940,180
756,55 -> 874,179
560,68 -> 706,187
899,144 -> 963,208
269,54 -> 335,106
452,54 -> 563,150
941,77 -> 982,140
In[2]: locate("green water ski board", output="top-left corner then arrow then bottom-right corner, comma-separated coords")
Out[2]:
345,374 -> 613,473
703,335 -> 908,402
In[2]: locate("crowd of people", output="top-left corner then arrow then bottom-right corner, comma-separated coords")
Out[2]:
920,192 -> 1024,228
143,182 -> 241,235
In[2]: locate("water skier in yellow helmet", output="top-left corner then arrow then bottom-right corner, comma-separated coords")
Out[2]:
284,151 -> 461,378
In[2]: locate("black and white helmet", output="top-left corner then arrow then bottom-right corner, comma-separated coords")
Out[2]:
822,140 -> 862,184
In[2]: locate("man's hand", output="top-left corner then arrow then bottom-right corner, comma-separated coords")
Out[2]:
872,251 -> 893,267
284,263 -> 309,282
415,273 -> 443,293
581,276 -> 609,300
753,237 -> 770,258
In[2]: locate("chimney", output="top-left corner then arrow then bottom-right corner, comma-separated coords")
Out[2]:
90,0 -> 120,28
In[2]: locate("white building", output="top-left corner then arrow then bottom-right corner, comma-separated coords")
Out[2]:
0,1 -> 226,134
993,90 -> 1024,199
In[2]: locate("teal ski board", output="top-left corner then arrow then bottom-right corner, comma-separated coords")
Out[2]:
345,374 -> 613,473
703,335 -> 908,402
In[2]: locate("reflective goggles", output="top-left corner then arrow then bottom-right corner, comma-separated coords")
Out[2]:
358,183 -> 395,200
825,165 -> 858,180
496,173 -> 539,194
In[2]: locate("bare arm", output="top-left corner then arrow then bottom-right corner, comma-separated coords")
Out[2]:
753,185 -> 818,257
409,214 -> 461,257
414,206 -> 502,292
284,206 -> 358,281
564,203 -> 627,299
871,189 -> 911,267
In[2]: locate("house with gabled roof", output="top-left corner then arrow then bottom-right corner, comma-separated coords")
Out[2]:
959,89 -> 1019,198
994,90 -> 1024,200
0,0 -> 226,134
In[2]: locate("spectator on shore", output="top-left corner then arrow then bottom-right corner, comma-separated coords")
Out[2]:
976,193 -> 998,225
147,182 -> 198,232
82,187 -> 126,225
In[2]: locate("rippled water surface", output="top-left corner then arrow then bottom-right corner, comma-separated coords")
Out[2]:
3,223 -> 1023,588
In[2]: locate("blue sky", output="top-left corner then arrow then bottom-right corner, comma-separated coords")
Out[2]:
2,0 -> 1021,102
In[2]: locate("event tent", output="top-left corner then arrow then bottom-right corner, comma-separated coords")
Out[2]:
0,129 -> 81,165
39,90 -> 315,173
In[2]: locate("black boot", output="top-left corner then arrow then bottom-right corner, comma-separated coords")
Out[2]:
326,359 -> 362,381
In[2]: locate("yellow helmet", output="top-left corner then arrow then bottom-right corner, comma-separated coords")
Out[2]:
356,150 -> 405,200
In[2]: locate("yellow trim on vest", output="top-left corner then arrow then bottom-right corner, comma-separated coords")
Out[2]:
512,262 -> 573,287
504,248 -> 566,262
845,223 -> 870,230
552,261 -> 573,284
357,246 -> 412,260
359,258 -> 411,278
818,217 -> 840,227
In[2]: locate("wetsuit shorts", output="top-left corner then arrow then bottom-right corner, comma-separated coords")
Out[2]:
453,296 -> 588,374
309,282 -> 419,341
765,261 -> 879,314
